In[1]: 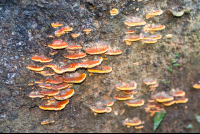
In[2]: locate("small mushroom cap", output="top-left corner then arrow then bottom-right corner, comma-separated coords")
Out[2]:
37,71 -> 55,76
110,8 -> 119,16
123,117 -> 142,126
144,24 -> 165,31
29,91 -> 45,98
170,89 -> 185,97
78,57 -> 103,68
41,119 -> 55,125
125,99 -> 144,107
83,29 -> 92,32
126,30 -> 135,34
49,49 -> 58,56
84,45 -> 109,55
55,29 -> 65,37
124,17 -> 146,27
88,66 -> 112,73
105,49 -> 122,56
162,100 -> 175,106
51,22 -> 63,28
63,52 -> 86,60
66,45 -> 82,50
124,35 -> 140,42
124,89 -> 138,95
45,77 -> 63,84
39,99 -> 69,110
39,89 -> 60,96
174,98 -> 188,104
54,88 -> 74,100
143,79 -> 157,85
104,101 -> 115,107
48,40 -> 68,49
90,106 -> 107,113
193,84 -> 200,89
114,94 -> 133,100
149,84 -> 159,88
26,65 -> 45,71
115,81 -> 137,90
63,73 -> 86,83
50,63 -> 79,74
142,39 -> 157,44
62,26 -> 73,32
38,83 -> 53,89
146,10 -> 163,19
135,125 -> 144,129
106,107 -> 112,113
52,82 -> 69,90
71,33 -> 80,38
149,35 -> 162,40
154,92 -> 174,102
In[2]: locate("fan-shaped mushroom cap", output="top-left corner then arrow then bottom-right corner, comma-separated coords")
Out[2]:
52,82 -> 69,90
90,106 -> 108,114
39,99 -> 69,110
174,98 -> 188,104
146,10 -> 163,19
37,70 -> 55,76
126,30 -> 135,34
29,91 -> 45,98
78,57 -> 103,68
142,39 -> 157,44
39,89 -> 60,96
103,100 -> 115,107
143,79 -> 157,85
63,73 -> 86,83
124,17 -> 146,27
110,8 -> 119,16
71,33 -> 80,38
105,48 -> 122,55
63,52 -> 86,60
84,45 -> 109,55
144,24 -> 165,32
55,29 -> 65,37
124,35 -> 140,42
26,65 -> 45,71
51,22 -> 63,28
170,89 -> 185,97
41,118 -> 55,125
114,94 -> 134,101
154,92 -> 174,102
83,29 -> 92,34
125,99 -> 144,107
62,26 -> 73,33
124,89 -> 138,95
193,84 -> 200,89
45,77 -> 63,84
106,107 -> 112,113
135,125 -> 144,129
48,40 -> 68,49
54,88 -> 74,100
115,81 -> 137,90
88,66 -> 112,73
50,63 -> 79,74
123,117 -> 142,127
162,100 -> 175,106
149,35 -> 162,40
38,83 -> 53,89
66,45 -> 82,50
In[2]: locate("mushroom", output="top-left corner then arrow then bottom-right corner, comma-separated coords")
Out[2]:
142,39 -> 157,44
49,49 -> 58,56
123,118 -> 143,128
166,34 -> 173,38
38,83 -> 53,89
78,57 -> 103,68
87,66 -> 112,73
143,79 -> 157,85
162,100 -> 175,106
54,88 -> 74,100
148,35 -> 162,40
144,24 -> 165,33
39,98 -> 69,110
41,118 -> 55,125
29,90 -> 45,98
36,70 -> 55,76
135,125 -> 144,129
90,106 -> 109,115
63,73 -> 86,83
103,100 -> 115,107
153,92 -> 174,103
110,8 -> 119,16
83,29 -> 92,34
31,55 -> 53,63
55,29 -> 65,37
52,82 -> 70,90
48,40 -> 68,49
105,107 -> 112,113
63,51 -> 87,60
124,17 -> 146,27
193,84 -> 200,89
174,97 -> 188,104
115,81 -> 137,91
114,94 -> 134,101
105,48 -> 122,56
45,77 -> 63,84
169,89 -> 185,97
146,10 -> 163,19
71,33 -> 80,38
51,22 -> 63,28
126,30 -> 135,34
39,89 -> 60,96
62,26 -> 73,33
84,45 -> 109,55
26,65 -> 45,72
124,89 -> 138,95
66,44 -> 82,50
125,99 -> 145,107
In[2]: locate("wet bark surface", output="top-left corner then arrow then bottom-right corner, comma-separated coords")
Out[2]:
1,0 -> 200,133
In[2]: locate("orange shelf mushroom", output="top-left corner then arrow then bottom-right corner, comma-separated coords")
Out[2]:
51,22 -> 63,28
135,125 -> 144,129
162,100 -> 175,106
39,98 -> 69,111
31,55 -> 53,63
47,63 -> 79,74
123,118 -> 144,128
114,94 -> 133,101
71,33 -> 80,38
26,65 -> 45,72
83,29 -> 92,34
124,17 -> 146,27
49,49 -> 58,56
62,26 -> 73,33
149,35 -> 162,40
115,81 -> 137,91
45,77 -> 63,84
143,79 -> 157,85
39,89 -> 60,96
174,98 -> 188,104
88,66 -> 112,73
54,88 -> 74,100
90,106 -> 111,115
41,119 -> 55,125
193,84 -> 200,89
110,8 -> 119,16
125,99 -> 145,107
55,29 -> 65,37
124,35 -> 140,45
66,44 -> 82,50
48,40 -> 68,49
153,92 -> 174,103
142,39 -> 157,44
29,91 -> 45,98
124,89 -> 138,95
63,51 -> 86,60
170,89 -> 185,97
36,70 -> 55,76
78,57 -> 103,68
63,73 -> 86,83
103,100 -> 115,107
146,10 -> 163,19
144,24 -> 165,33
38,83 -> 53,89
52,82 -> 69,90
84,45 -> 109,55
105,48 -> 122,55
126,30 -> 135,34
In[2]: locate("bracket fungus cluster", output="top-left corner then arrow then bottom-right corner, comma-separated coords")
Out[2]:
123,117 -> 144,129
144,78 -> 158,92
